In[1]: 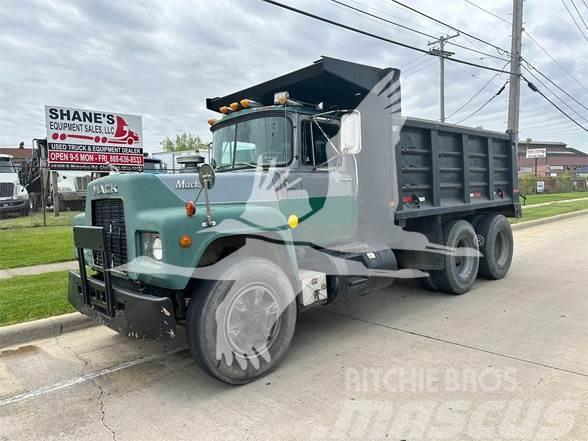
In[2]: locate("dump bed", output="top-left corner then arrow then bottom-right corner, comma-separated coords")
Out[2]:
394,117 -> 520,220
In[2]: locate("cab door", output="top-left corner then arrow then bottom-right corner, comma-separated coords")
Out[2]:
288,119 -> 358,246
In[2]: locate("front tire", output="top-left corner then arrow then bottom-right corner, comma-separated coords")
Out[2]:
187,258 -> 297,385
432,220 -> 480,295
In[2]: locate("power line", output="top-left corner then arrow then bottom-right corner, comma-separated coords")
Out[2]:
387,0 -> 510,55
326,0 -> 510,63
522,65 -> 588,123
561,0 -> 588,42
403,59 -> 438,78
464,0 -> 588,94
455,81 -> 508,124
327,0 -> 435,39
522,31 -> 588,94
523,76 -> 588,132
399,53 -> 428,70
463,0 -> 510,24
523,60 -> 588,113
570,0 -> 588,33
446,62 -> 508,120
259,0 -> 514,75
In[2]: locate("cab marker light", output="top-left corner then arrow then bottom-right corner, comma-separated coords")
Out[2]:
229,102 -> 239,111
186,201 -> 196,217
207,118 -> 217,126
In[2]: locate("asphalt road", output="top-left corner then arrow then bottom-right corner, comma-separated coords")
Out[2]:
1,216 -> 587,441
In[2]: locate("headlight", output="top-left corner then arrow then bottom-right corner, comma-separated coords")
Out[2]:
14,185 -> 28,200
142,232 -> 163,261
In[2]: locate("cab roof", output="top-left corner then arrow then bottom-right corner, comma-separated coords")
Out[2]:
206,56 -> 397,113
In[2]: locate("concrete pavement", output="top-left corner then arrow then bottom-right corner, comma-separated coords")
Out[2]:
0,216 -> 587,440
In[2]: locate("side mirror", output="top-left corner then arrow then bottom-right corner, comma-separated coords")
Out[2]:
198,163 -> 215,190
340,111 -> 362,155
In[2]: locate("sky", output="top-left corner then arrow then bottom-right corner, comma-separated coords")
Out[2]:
1,0 -> 588,153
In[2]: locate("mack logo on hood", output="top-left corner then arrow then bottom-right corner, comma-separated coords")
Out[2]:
175,179 -> 200,190
93,183 -> 118,195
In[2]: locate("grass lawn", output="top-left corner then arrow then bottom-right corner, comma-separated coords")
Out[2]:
0,271 -> 73,327
0,226 -> 74,269
0,211 -> 81,229
523,192 -> 588,205
512,199 -> 588,224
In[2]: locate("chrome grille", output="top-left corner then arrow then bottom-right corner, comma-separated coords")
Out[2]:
92,199 -> 128,268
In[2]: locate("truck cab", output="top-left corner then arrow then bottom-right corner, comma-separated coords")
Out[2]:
0,154 -> 31,217
68,57 -> 519,384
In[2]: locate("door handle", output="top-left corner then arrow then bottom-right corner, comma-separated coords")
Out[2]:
336,177 -> 352,182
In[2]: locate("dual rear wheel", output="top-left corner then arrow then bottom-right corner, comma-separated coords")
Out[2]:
420,214 -> 513,295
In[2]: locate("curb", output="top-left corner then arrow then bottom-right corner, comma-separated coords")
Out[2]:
511,209 -> 588,231
0,312 -> 97,349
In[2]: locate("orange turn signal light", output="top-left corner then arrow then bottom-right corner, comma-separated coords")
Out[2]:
230,102 -> 239,111
240,99 -> 250,108
179,235 -> 192,248
219,106 -> 229,114
185,201 -> 196,217
207,118 -> 217,126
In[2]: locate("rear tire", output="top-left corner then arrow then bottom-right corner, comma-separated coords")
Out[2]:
432,220 -> 479,295
186,258 -> 297,385
477,214 -> 513,280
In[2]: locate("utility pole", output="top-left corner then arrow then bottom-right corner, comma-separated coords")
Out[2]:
429,33 -> 460,123
507,0 -> 524,142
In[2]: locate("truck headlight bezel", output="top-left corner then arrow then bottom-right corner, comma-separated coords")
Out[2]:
14,185 -> 29,200
142,232 -> 163,262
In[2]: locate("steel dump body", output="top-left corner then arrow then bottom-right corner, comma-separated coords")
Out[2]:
395,117 -> 519,220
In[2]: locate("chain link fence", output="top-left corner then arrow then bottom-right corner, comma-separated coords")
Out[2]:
0,165 -> 86,229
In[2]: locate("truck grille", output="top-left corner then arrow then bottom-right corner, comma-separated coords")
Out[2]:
92,199 -> 128,269
0,183 -> 14,198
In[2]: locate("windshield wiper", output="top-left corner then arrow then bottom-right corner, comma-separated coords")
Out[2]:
215,161 -> 257,171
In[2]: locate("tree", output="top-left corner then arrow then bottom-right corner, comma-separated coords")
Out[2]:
160,133 -> 209,152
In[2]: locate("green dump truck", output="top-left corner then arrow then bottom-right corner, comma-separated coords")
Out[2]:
68,57 -> 520,384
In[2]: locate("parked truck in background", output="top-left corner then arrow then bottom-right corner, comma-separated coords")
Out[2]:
0,154 -> 31,217
68,57 -> 520,384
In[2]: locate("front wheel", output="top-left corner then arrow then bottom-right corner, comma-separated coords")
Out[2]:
187,258 -> 297,385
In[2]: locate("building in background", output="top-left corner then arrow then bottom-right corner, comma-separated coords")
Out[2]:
518,140 -> 588,177
0,146 -> 33,168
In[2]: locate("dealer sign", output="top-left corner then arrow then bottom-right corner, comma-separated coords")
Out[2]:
45,105 -> 144,172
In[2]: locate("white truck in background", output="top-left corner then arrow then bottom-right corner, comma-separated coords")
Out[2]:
0,154 -> 31,217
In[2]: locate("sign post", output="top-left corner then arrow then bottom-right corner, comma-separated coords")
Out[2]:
45,106 -> 144,173
525,148 -> 547,177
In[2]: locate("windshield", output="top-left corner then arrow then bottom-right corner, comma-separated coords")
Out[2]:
212,115 -> 292,169
0,158 -> 16,173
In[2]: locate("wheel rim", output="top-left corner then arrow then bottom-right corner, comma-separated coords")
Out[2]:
455,237 -> 475,279
224,282 -> 281,358
494,230 -> 509,266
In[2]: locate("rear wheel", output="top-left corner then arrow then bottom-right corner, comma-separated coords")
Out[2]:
187,258 -> 297,385
477,214 -> 513,280
432,220 -> 479,295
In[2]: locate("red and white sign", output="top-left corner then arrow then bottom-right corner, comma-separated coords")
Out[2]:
45,105 -> 144,172
525,148 -> 547,159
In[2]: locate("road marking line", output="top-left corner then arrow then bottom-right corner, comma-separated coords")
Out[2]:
0,345 -> 187,408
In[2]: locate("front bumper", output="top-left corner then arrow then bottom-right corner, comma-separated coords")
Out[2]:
69,225 -> 177,340
0,198 -> 29,214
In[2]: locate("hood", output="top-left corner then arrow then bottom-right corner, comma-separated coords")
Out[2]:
156,170 -> 285,205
